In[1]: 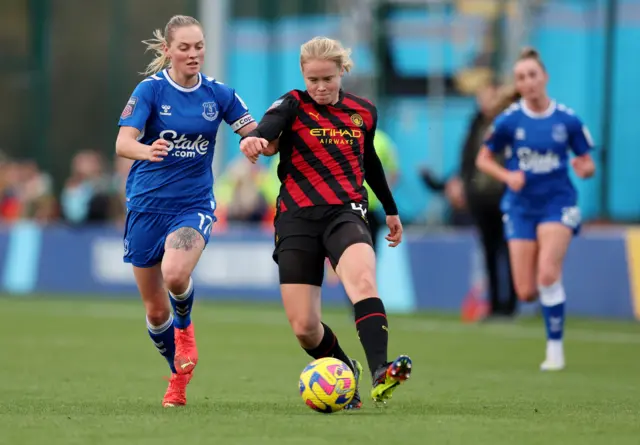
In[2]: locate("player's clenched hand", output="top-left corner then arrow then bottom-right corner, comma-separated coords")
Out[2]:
148,139 -> 170,162
262,139 -> 280,157
505,170 -> 525,192
385,215 -> 403,247
571,156 -> 595,179
240,137 -> 268,164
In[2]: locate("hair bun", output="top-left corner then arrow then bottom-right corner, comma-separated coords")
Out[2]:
519,46 -> 539,59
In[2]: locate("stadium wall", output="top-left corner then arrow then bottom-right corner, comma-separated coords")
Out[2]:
0,223 -> 638,321
221,1 -> 640,222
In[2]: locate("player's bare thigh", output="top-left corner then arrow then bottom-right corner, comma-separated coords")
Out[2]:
162,227 -> 205,294
335,242 -> 378,304
507,240 -> 538,301
281,284 -> 323,348
133,264 -> 169,325
536,223 -> 573,287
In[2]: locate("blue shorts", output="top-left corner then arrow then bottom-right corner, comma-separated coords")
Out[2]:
503,206 -> 581,241
123,209 -> 216,268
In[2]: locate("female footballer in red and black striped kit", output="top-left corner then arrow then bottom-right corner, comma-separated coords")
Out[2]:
240,36 -> 412,408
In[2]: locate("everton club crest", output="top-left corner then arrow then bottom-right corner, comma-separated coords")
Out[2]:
202,102 -> 219,122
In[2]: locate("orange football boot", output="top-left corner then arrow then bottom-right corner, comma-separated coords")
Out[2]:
174,323 -> 198,375
162,373 -> 193,407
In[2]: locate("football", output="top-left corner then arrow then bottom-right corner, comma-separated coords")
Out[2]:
298,357 -> 356,413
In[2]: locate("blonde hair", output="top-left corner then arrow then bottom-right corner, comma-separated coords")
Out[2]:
516,46 -> 546,72
141,15 -> 202,76
490,84 -> 521,118
300,37 -> 354,73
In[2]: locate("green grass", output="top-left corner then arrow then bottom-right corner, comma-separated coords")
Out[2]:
1,296 -> 639,444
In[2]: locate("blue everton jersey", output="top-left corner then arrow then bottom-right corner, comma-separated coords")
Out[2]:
485,100 -> 594,215
118,69 -> 254,214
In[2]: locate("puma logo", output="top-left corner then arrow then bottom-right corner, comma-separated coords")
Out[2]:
180,358 -> 195,369
309,112 -> 320,121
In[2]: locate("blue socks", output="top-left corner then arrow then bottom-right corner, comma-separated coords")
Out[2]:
169,278 -> 195,329
146,278 -> 195,373
147,313 -> 177,373
539,281 -> 566,341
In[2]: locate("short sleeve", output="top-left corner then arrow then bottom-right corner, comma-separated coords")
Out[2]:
484,114 -> 512,154
118,80 -> 155,131
218,84 -> 255,132
568,114 -> 594,156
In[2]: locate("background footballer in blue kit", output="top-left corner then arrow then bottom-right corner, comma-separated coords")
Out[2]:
485,99 -> 594,240
119,68 -> 252,267
476,47 -> 596,372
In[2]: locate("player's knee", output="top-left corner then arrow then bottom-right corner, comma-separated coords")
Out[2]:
162,262 -> 191,295
146,307 -> 172,326
537,268 -> 561,288
162,265 -> 191,295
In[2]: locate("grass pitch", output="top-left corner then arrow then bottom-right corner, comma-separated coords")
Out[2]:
1,296 -> 639,444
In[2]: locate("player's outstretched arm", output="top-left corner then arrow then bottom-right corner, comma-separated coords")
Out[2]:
240,100 -> 293,162
251,95 -> 297,142
240,93 -> 296,162
236,121 -> 278,160
116,126 -> 169,162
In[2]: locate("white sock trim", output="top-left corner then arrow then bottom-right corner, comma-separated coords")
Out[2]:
169,277 -> 193,300
538,280 -> 566,307
147,313 -> 174,333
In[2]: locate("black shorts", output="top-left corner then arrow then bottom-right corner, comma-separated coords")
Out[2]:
273,203 -> 374,286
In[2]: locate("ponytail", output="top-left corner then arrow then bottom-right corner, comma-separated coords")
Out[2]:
141,29 -> 170,76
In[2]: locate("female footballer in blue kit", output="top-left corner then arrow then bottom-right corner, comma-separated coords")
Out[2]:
476,47 -> 596,371
115,15 -> 258,406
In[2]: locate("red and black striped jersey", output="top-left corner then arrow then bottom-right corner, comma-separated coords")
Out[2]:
249,89 -> 397,215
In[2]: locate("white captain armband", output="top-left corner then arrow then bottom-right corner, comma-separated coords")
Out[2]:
230,113 -> 256,132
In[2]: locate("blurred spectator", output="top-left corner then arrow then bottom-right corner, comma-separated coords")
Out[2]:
0,155 -> 21,221
418,170 -> 473,227
61,150 -> 112,224
111,155 -> 133,198
215,157 -> 268,223
459,83 -> 520,319
419,83 -> 520,319
18,160 -> 57,223
108,155 -> 134,225
0,154 -> 58,223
